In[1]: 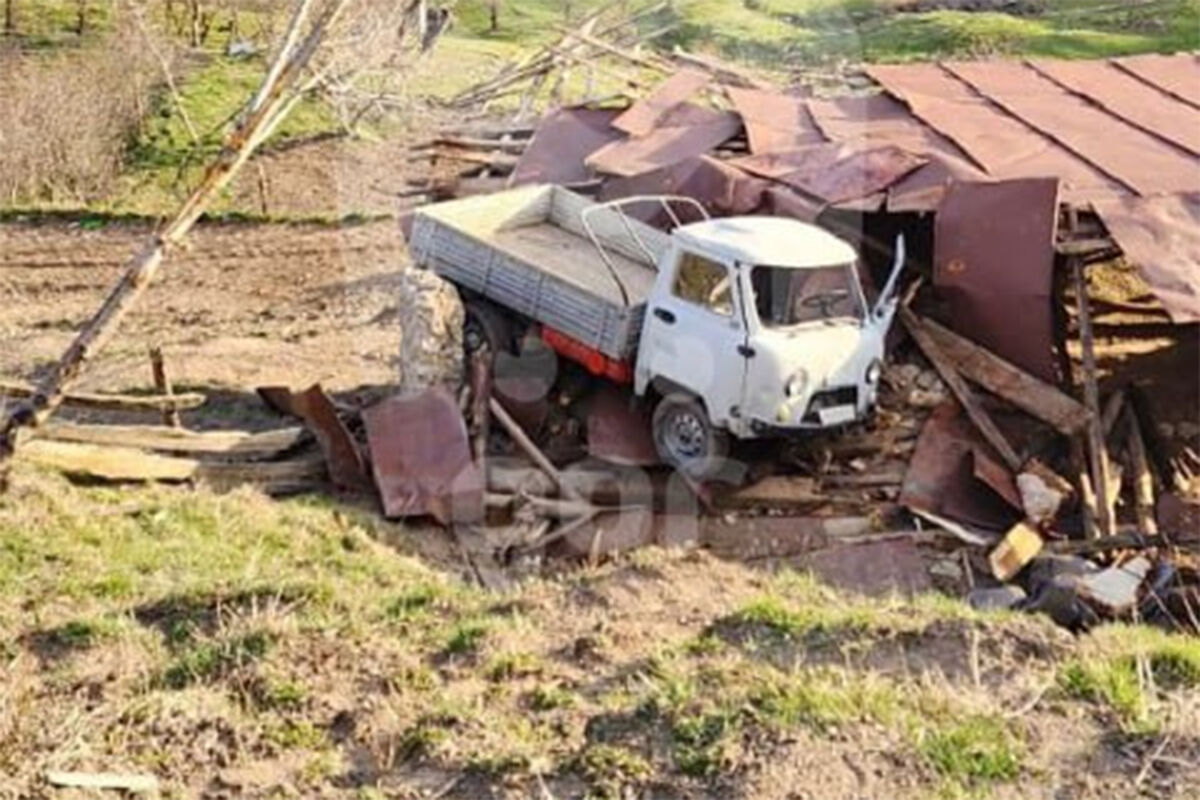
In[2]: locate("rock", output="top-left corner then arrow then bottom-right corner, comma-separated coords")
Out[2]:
915,369 -> 944,391
1017,471 -> 1065,525
1023,555 -> 1101,630
397,268 -> 464,396
1077,556 -> 1152,617
907,387 -> 947,408
929,557 -> 965,584
968,585 -> 1027,611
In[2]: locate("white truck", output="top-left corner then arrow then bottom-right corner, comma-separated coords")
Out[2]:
408,184 -> 905,477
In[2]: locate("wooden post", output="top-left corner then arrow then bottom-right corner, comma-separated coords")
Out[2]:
1125,410 -> 1159,537
4,0 -> 14,35
1073,258 -> 1115,537
149,347 -> 182,428
468,349 -> 492,466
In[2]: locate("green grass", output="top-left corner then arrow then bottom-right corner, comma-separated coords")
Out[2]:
918,715 -> 1024,788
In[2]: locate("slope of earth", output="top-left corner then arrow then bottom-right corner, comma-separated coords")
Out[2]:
1,468 -> 1198,799
0,218 -> 407,412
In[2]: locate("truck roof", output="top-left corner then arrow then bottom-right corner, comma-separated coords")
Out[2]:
674,216 -> 857,269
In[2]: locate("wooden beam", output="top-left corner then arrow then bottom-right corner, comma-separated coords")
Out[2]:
1073,259 -> 1116,537
919,316 -> 1089,436
19,439 -> 326,493
37,422 -> 306,458
0,379 -> 205,413
899,306 -> 1022,471
1125,410 -> 1159,537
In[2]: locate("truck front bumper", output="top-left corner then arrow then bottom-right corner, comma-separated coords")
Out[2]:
751,385 -> 874,434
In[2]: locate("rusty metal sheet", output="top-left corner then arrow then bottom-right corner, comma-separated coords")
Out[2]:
730,143 -> 926,205
611,68 -> 710,136
586,109 -> 742,177
362,389 -> 484,525
1112,53 -> 1200,109
586,384 -> 659,467
599,155 -> 768,218
508,107 -> 623,187
764,186 -> 823,222
934,177 -> 1061,383
1030,59 -> 1200,157
256,384 -> 368,491
727,87 -> 824,154
886,153 -> 986,212
900,402 -> 1022,531
1093,193 -> 1200,323
944,60 -> 1200,197
867,62 -> 1123,203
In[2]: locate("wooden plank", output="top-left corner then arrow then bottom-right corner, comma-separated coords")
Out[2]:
45,771 -> 158,794
899,306 -> 1022,471
1125,410 -> 1159,537
920,316 -> 1088,435
0,379 -> 205,413
1073,260 -> 1116,537
38,423 -> 306,458
19,439 -> 325,493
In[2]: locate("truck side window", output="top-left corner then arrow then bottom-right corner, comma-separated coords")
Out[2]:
672,252 -> 732,316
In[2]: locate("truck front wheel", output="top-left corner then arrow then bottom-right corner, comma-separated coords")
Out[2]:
651,395 -> 730,479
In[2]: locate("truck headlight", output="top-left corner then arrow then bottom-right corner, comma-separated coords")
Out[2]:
865,359 -> 883,385
785,368 -> 809,398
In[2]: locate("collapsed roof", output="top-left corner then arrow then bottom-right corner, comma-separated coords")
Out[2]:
508,54 -> 1200,323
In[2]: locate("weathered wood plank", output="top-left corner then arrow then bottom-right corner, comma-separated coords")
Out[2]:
0,379 -> 205,413
19,440 -> 325,493
899,307 -> 1023,471
38,423 -> 307,459
919,316 -> 1088,435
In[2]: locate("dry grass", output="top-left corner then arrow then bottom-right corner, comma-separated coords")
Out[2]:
1,464 -> 1198,798
0,25 -> 158,205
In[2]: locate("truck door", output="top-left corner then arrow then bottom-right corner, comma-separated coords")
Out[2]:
639,247 -> 747,430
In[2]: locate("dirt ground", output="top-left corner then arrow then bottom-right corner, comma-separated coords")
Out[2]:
0,217 -> 408,412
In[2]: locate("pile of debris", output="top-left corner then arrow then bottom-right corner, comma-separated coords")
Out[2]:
7,41 -> 1198,636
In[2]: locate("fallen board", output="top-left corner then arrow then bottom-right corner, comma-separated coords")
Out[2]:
39,423 -> 307,459
19,439 -> 326,494
0,379 -> 205,413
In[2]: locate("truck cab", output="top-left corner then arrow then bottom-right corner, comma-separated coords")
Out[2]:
636,215 -> 904,476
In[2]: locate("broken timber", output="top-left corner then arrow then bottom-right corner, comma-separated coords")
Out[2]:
0,379 -> 204,414
1073,260 -> 1116,538
37,422 -> 306,459
919,316 -> 1089,436
19,439 -> 326,493
899,306 -> 1022,471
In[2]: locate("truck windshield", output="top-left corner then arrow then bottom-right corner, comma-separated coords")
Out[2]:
749,264 -> 864,327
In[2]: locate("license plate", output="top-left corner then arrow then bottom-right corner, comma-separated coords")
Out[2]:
817,405 -> 856,426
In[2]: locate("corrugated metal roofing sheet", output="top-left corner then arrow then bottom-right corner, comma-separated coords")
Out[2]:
1093,193 -> 1200,324
508,107 -> 624,187
611,68 -> 710,136
1112,53 -> 1200,109
866,62 -> 1123,203
726,87 -> 824,154
1029,58 -> 1200,157
587,108 -> 742,177
943,60 -> 1200,196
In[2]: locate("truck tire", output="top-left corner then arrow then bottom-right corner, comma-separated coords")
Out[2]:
464,299 -> 513,357
652,394 -> 730,480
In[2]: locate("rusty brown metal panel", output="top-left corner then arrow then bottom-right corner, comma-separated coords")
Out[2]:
508,107 -> 623,187
944,60 -> 1199,197
726,87 -> 824,154
1029,59 -> 1200,157
362,389 -> 484,525
256,384 -> 369,491
900,401 -> 1021,531
1093,193 -> 1200,324
732,144 -> 926,205
586,384 -> 659,467
866,63 -> 1123,203
611,68 -> 709,136
763,186 -> 823,222
586,108 -> 742,177
1112,53 -> 1200,109
934,177 -> 1061,384
599,155 -> 768,217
